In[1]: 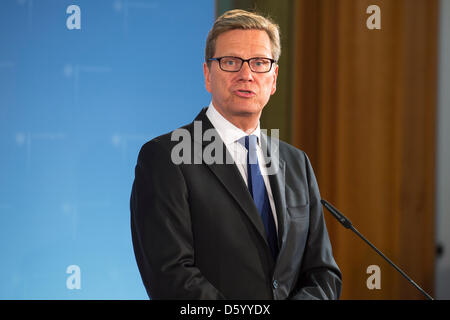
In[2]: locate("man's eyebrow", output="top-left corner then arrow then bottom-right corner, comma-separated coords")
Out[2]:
218,54 -> 272,58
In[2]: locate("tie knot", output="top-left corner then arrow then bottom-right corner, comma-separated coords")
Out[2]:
239,135 -> 258,165
240,135 -> 258,152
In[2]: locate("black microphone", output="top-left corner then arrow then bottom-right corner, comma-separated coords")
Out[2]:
321,199 -> 434,300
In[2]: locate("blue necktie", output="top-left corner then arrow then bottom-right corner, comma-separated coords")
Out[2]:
242,135 -> 279,260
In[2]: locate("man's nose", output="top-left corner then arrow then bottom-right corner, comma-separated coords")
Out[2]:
238,61 -> 254,81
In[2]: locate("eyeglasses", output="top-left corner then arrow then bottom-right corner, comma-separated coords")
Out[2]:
208,56 -> 277,73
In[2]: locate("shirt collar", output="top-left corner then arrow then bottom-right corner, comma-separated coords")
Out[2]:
206,101 -> 261,146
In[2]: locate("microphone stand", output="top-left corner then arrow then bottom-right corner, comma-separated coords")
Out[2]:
321,199 -> 434,301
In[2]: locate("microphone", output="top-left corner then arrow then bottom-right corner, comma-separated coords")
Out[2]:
321,199 -> 434,300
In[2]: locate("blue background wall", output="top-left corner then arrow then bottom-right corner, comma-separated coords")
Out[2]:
0,0 -> 214,299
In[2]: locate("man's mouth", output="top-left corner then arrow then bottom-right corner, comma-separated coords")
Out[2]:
234,89 -> 255,98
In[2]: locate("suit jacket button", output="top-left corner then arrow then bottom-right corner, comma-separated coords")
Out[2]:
273,280 -> 279,289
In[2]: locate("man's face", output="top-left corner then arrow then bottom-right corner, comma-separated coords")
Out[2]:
203,29 -> 278,123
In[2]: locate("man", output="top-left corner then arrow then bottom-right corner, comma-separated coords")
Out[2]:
130,9 -> 342,299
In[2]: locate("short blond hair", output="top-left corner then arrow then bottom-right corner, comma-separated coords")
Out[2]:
205,9 -> 281,66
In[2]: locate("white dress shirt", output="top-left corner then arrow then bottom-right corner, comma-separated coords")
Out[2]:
206,102 -> 278,231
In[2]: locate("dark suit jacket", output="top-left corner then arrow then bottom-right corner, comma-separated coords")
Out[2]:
130,108 -> 342,299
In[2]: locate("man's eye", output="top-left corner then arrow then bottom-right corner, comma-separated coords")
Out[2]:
254,59 -> 268,66
224,59 -> 236,65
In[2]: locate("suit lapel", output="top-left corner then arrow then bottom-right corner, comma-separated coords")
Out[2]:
190,108 -> 269,248
207,161 -> 269,244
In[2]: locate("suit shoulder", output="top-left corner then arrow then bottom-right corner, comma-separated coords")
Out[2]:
139,123 -> 192,154
137,122 -> 193,165
276,138 -> 308,163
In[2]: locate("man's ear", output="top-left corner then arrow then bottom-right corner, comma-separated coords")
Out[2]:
271,64 -> 278,95
203,62 -> 212,93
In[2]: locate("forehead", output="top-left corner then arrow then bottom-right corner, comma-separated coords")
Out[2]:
214,29 -> 272,58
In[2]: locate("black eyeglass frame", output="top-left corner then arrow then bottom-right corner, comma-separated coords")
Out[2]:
207,56 -> 277,73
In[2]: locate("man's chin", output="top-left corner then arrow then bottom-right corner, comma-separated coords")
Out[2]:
231,104 -> 263,116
